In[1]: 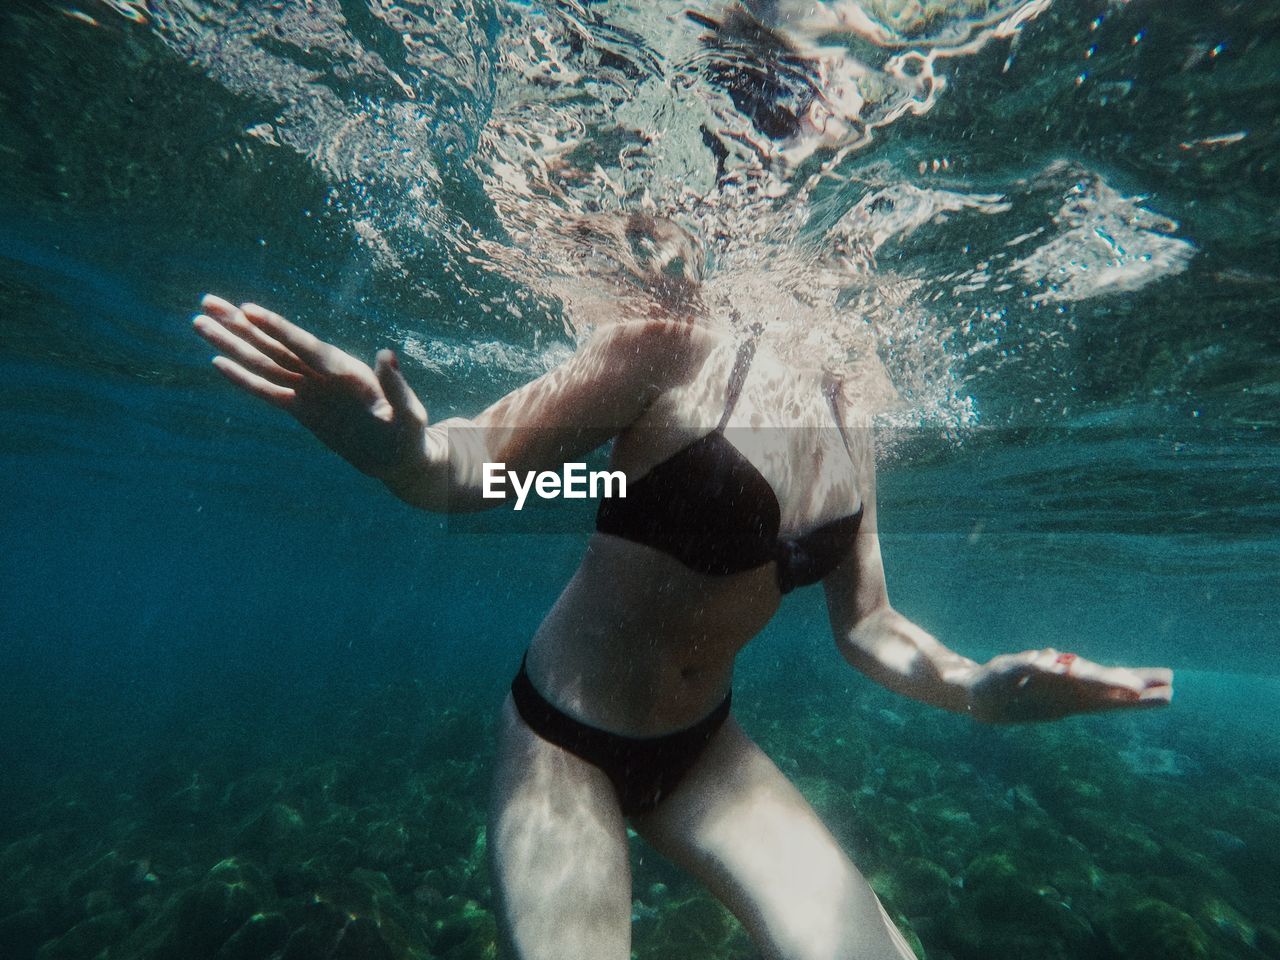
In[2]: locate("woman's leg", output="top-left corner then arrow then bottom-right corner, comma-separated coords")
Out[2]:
488,695 -> 633,960
631,717 -> 917,960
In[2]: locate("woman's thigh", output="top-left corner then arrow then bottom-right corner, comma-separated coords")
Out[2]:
488,695 -> 633,960
631,718 -> 917,960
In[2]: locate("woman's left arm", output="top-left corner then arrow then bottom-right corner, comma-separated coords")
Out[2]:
822,431 -> 1173,723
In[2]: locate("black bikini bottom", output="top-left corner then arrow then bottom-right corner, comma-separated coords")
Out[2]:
510,657 -> 732,816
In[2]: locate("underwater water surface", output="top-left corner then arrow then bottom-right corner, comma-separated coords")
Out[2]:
1,0 -> 1278,958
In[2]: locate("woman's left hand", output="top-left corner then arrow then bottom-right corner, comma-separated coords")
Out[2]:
967,648 -> 1173,723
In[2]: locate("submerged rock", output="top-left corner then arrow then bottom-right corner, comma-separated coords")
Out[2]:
237,803 -> 306,862
1197,897 -> 1256,952
1256,924 -> 1280,958
362,820 -> 411,870
65,849 -> 149,903
280,899 -> 348,960
119,857 -> 274,960
1205,828 -> 1246,854
894,857 -> 954,917
83,888 -> 116,917
1118,746 -> 1198,778
213,911 -> 291,960
333,869 -> 397,918
36,909 -> 131,960
280,900 -> 400,960
1101,897 -> 1210,960
945,853 -> 1097,960
329,916 -> 395,960
642,893 -> 744,960
429,895 -> 497,960
0,908 -> 50,960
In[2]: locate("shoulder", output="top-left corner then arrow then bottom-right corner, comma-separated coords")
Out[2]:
582,318 -> 723,392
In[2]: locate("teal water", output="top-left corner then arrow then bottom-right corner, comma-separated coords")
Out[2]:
1,1 -> 1278,958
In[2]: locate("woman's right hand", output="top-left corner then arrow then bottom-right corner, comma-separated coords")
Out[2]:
193,295 -> 429,479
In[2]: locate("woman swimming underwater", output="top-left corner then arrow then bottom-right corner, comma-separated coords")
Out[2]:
193,213 -> 1172,960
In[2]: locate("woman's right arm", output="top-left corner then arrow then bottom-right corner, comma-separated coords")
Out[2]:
193,295 -> 706,512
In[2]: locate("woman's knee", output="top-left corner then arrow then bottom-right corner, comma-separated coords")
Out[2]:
756,870 -> 917,960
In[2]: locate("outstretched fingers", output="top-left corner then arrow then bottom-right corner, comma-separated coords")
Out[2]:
236,300 -> 335,372
1073,659 -> 1174,711
210,355 -> 296,408
201,296 -> 311,374
1126,666 -> 1174,706
194,311 -> 304,387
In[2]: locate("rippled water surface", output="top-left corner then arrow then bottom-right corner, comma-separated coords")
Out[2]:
1,1 -> 1278,958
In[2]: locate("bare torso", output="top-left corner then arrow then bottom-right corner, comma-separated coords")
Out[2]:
525,334 -> 863,735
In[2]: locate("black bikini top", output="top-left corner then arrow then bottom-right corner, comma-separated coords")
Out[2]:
596,339 -> 863,594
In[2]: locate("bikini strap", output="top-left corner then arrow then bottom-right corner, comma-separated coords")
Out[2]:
825,377 -> 856,458
716,338 -> 758,432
